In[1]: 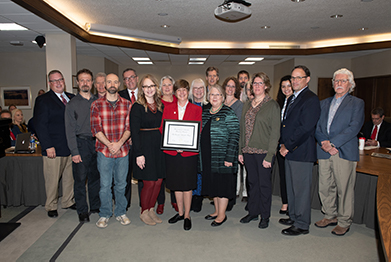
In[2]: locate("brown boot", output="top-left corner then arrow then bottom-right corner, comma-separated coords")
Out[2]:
314,218 -> 338,228
148,208 -> 162,224
140,209 -> 156,226
331,225 -> 350,236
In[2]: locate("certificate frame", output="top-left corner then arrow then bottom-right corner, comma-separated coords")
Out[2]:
161,119 -> 200,152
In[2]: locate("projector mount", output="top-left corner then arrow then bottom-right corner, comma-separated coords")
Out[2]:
218,0 -> 252,8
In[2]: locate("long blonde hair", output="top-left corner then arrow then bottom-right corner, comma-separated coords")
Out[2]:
137,74 -> 163,113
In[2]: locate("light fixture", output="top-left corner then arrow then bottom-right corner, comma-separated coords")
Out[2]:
137,62 -> 153,65
161,24 -> 170,28
330,14 -> 343,18
359,27 -> 368,31
245,57 -> 264,61
0,23 -> 28,31
188,62 -> 204,65
189,58 -> 207,61
291,0 -> 305,2
260,25 -> 270,29
10,41 -> 24,46
132,57 -> 151,61
158,13 -> 168,16
239,61 -> 255,65
33,35 -> 46,48
85,23 -> 181,44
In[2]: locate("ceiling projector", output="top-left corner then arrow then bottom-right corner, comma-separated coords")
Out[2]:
214,0 -> 252,21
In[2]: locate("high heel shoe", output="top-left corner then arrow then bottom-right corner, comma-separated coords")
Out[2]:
171,203 -> 179,212
156,204 -> 164,215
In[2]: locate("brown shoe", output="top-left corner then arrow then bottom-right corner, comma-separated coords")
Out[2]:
331,225 -> 350,236
148,208 -> 162,224
140,209 -> 156,226
314,218 -> 338,228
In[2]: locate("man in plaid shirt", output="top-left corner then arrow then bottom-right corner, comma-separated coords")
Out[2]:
90,73 -> 132,228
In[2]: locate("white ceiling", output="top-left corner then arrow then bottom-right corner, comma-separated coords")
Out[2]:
0,0 -> 390,66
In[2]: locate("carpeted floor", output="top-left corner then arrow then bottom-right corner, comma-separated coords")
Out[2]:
0,185 -> 385,262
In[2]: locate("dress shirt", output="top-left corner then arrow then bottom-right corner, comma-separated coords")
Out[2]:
327,92 -> 348,134
90,96 -> 131,158
55,92 -> 70,103
178,101 -> 188,120
371,122 -> 382,146
127,88 -> 138,102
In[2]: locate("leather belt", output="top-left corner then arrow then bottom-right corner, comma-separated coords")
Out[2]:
140,128 -> 159,131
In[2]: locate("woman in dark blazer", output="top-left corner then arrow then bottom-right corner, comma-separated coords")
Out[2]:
202,85 -> 240,227
238,72 -> 280,229
160,79 -> 202,231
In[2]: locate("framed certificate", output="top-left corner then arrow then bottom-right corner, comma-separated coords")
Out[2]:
161,119 -> 200,152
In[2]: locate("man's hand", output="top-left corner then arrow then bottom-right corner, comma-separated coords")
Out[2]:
46,147 -> 56,158
365,139 -> 378,146
279,144 -> 289,157
328,147 -> 339,156
321,140 -> 333,152
72,155 -> 82,163
108,142 -> 122,155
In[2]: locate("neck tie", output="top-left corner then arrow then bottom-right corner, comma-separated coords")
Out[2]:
283,95 -> 295,120
370,125 -> 378,140
131,91 -> 136,104
61,94 -> 67,105
10,129 -> 16,140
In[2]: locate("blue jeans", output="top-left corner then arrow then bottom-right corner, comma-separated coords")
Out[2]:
97,152 -> 129,218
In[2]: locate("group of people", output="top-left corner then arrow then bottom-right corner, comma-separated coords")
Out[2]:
6,64 -> 389,235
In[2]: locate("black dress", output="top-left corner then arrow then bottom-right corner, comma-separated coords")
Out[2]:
201,120 -> 236,199
130,103 -> 165,181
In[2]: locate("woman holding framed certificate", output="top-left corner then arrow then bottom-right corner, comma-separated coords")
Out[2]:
131,74 -> 165,226
201,85 -> 240,227
160,79 -> 202,231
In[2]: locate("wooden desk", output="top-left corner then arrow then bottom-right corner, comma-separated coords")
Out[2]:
359,148 -> 391,261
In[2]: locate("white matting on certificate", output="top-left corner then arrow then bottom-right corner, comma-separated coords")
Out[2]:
161,120 -> 200,152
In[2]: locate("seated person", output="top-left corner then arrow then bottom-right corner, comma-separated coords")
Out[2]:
11,109 -> 28,137
0,110 -> 15,146
361,107 -> 391,147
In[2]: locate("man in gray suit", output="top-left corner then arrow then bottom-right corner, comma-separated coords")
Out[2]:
315,68 -> 364,236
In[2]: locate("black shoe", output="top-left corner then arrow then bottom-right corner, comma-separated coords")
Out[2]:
90,209 -> 99,214
168,213 -> 184,224
205,214 -> 217,220
279,218 -> 294,226
184,218 -> 192,231
258,218 -> 269,229
281,225 -> 309,236
78,213 -> 90,222
64,204 -> 76,210
48,210 -> 58,218
240,214 -> 258,223
211,216 -> 227,227
241,197 -> 248,202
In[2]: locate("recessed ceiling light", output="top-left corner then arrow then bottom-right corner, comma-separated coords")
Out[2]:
330,14 -> 343,18
158,13 -> 168,16
239,61 -> 255,65
245,57 -> 264,61
133,57 -> 150,61
311,26 -> 320,30
31,40 -> 46,46
10,41 -> 24,46
361,0 -> 373,2
137,62 -> 153,65
189,58 -> 207,61
161,24 -> 170,28
261,25 -> 270,29
0,23 -> 28,31
291,0 -> 305,2
189,62 -> 204,65
359,27 -> 368,31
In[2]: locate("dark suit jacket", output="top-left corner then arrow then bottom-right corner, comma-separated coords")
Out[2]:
361,120 -> 391,148
315,94 -> 364,161
119,89 -> 131,102
33,89 -> 75,156
280,87 -> 320,162
160,102 -> 202,157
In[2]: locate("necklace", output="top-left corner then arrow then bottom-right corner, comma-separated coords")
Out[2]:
225,96 -> 236,106
147,101 -> 157,113
210,104 -> 223,114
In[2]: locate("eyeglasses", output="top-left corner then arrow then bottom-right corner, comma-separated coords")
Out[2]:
209,93 -> 222,97
49,78 -> 64,83
226,85 -> 236,88
333,79 -> 349,84
290,76 -> 307,81
124,75 -> 137,81
142,85 -> 156,89
253,82 -> 264,86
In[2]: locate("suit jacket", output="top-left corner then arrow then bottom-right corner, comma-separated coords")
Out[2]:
160,102 -> 202,157
119,89 -> 132,102
361,120 -> 391,148
315,94 -> 364,161
280,87 -> 320,162
33,89 -> 75,156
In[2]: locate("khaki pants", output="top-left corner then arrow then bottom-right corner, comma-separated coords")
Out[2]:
318,153 -> 357,228
43,155 -> 74,211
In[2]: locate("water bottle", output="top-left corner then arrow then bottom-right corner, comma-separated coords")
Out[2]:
30,135 -> 35,150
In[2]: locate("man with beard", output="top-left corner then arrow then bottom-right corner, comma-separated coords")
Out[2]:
94,72 -> 107,98
34,70 -> 75,218
315,68 -> 364,236
65,68 -> 100,222
237,70 -> 250,102
91,73 -> 132,228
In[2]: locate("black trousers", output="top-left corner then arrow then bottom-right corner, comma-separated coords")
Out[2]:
244,153 -> 273,219
73,137 -> 100,214
125,145 -> 134,208
276,151 -> 288,205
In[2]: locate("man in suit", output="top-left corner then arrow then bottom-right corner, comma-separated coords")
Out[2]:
361,107 -> 391,148
34,70 -> 76,218
315,68 -> 365,236
279,65 -> 321,236
65,69 -> 100,222
118,68 -> 138,209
